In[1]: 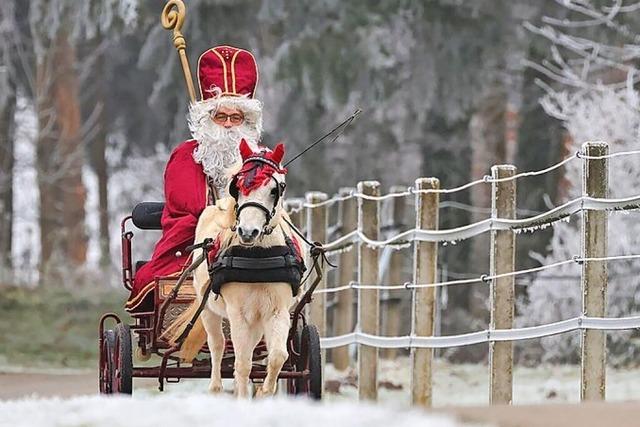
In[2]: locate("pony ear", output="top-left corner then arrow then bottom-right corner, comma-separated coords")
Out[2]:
272,143 -> 285,164
239,139 -> 253,160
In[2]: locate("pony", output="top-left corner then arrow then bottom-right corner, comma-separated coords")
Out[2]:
165,140 -> 305,398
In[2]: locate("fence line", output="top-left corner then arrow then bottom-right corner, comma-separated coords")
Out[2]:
319,315 -> 640,349
579,148 -> 640,160
321,194 -> 640,253
315,253 -> 640,294
289,141 -> 640,406
288,148 -> 640,210
439,200 -> 543,216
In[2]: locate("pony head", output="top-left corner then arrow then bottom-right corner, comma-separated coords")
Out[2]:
228,140 -> 287,245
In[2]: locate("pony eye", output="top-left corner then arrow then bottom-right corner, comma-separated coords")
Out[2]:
270,187 -> 279,198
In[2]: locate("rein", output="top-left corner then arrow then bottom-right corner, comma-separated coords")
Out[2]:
167,147 -> 338,348
169,222 -> 330,347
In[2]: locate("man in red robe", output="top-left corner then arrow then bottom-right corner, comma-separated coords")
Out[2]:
126,46 -> 262,311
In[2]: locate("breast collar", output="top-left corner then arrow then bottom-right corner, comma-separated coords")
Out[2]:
207,227 -> 306,296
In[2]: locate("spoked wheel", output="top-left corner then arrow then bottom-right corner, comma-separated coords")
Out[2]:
296,324 -> 322,400
112,323 -> 133,394
286,320 -> 304,395
99,330 -> 115,394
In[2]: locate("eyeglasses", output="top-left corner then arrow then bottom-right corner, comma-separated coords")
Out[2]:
212,112 -> 245,125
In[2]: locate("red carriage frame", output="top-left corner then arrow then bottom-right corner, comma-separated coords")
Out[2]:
98,206 -> 323,398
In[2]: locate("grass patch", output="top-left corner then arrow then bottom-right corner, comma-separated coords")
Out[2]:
0,285 -> 130,368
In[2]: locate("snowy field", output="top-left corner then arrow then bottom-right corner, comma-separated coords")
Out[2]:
3,358 -> 640,427
132,358 -> 640,407
0,393 -> 464,427
326,358 -> 640,406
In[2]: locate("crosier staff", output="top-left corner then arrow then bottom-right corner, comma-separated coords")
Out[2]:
161,0 -> 196,103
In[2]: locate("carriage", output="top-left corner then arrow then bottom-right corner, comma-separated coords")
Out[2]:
98,201 -> 323,398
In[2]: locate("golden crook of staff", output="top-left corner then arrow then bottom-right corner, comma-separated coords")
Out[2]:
161,0 -> 197,103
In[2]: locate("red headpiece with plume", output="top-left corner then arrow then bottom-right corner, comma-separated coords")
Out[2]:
235,140 -> 287,196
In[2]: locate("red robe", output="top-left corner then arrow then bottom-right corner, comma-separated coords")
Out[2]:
126,140 -> 209,311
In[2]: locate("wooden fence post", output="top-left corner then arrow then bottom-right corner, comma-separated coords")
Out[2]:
333,187 -> 357,371
581,141 -> 609,401
489,165 -> 516,405
358,181 -> 380,401
284,198 -> 305,230
306,192 -> 328,338
410,178 -> 439,407
382,185 -> 407,359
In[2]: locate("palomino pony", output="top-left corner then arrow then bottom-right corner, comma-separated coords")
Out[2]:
165,140 -> 306,398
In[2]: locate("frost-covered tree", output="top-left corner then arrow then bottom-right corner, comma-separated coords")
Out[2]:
23,0 -> 137,281
0,2 -> 18,282
520,0 -> 640,363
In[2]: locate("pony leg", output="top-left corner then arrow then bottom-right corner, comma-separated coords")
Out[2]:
201,309 -> 225,394
257,309 -> 291,397
228,309 -> 262,398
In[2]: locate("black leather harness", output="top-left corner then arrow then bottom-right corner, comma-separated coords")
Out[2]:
208,235 -> 306,296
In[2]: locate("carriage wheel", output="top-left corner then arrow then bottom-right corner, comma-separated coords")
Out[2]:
99,330 -> 115,394
296,324 -> 322,400
112,323 -> 133,394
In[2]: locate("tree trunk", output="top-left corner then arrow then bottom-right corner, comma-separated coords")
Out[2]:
89,50 -> 110,268
0,77 -> 16,282
468,87 -> 506,320
0,0 -> 18,283
36,29 -> 86,282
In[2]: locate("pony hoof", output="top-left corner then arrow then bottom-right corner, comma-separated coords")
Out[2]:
208,381 -> 223,394
255,385 -> 274,398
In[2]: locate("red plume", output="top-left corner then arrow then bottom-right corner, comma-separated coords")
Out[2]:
271,143 -> 285,164
239,139 -> 253,160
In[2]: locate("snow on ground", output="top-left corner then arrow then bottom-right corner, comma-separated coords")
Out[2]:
0,393 -> 464,427
323,358 -> 640,407
3,358 -> 640,426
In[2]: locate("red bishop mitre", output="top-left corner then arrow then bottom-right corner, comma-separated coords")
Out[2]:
197,45 -> 259,100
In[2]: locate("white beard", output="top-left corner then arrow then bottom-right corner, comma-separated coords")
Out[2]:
190,120 -> 260,192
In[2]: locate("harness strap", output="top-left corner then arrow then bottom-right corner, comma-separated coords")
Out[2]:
175,277 -> 214,345
282,216 -> 337,268
211,254 -> 298,270
236,201 -> 273,221
168,223 -> 327,349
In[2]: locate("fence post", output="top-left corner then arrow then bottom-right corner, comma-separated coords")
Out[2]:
358,181 -> 380,401
306,192 -> 328,338
382,185 -> 407,359
410,178 -> 439,407
581,141 -> 608,401
285,198 -> 305,230
306,191 -> 328,396
489,165 -> 517,405
333,187 -> 357,371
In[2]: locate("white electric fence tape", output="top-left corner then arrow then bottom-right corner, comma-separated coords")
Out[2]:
320,315 -> 640,349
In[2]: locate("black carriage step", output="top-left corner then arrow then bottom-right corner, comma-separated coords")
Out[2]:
132,202 -> 165,230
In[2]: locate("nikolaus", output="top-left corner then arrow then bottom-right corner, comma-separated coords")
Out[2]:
126,46 -> 262,311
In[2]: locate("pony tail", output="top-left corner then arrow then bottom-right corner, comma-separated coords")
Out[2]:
161,301 -> 207,362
